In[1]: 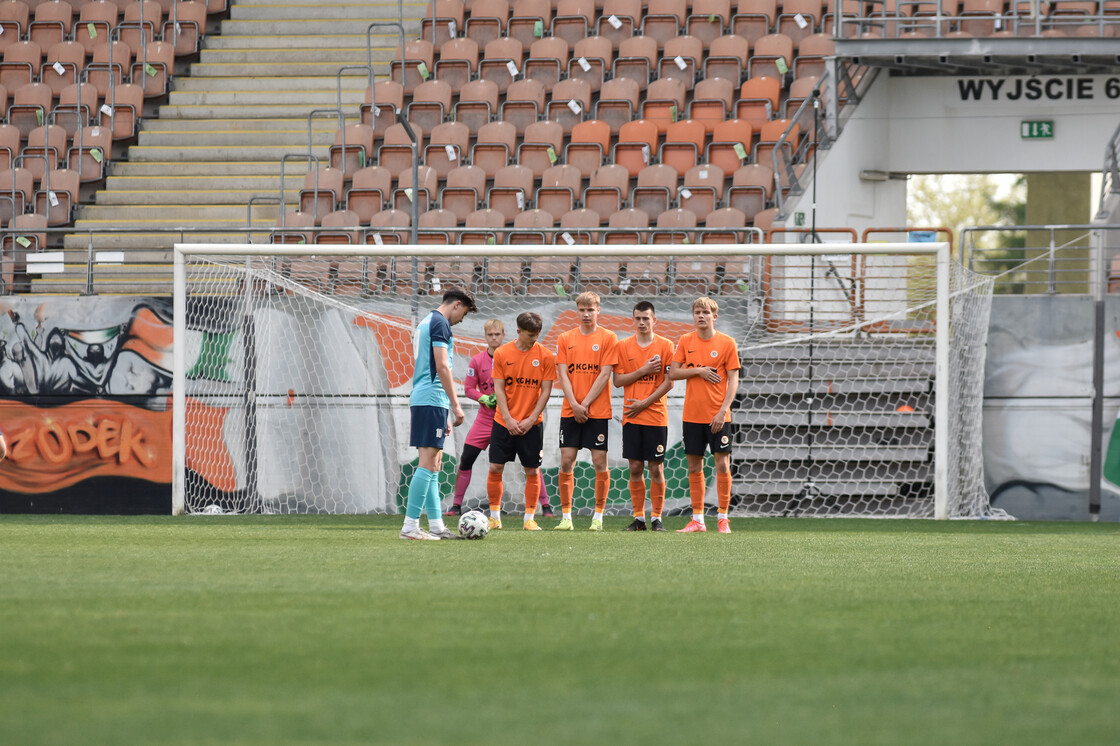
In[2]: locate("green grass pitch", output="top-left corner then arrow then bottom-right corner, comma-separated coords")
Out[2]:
1,515 -> 1118,745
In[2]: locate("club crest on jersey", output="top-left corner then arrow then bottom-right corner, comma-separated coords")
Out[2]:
467,367 -> 475,375
532,359 -> 540,367
710,350 -> 718,358
592,344 -> 600,351
721,435 -> 729,445
596,433 -> 605,443
656,444 -> 664,454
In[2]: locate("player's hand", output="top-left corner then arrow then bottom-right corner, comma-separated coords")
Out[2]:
518,417 -> 534,434
572,402 -> 589,422
451,405 -> 465,427
642,355 -> 661,374
710,415 -> 726,434
625,401 -> 647,418
479,394 -> 497,408
700,366 -> 721,384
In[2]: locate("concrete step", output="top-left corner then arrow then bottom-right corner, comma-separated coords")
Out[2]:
231,3 -> 427,20
126,144 -> 330,161
141,117 -> 341,132
110,161 -> 313,176
187,63 -> 385,78
94,188 -> 298,205
193,48 -> 399,65
158,104 -> 364,119
62,232 -> 272,251
220,19 -> 422,36
137,129 -> 335,147
172,76 -> 369,92
80,202 -> 285,220
204,34 -> 407,50
105,173 -> 296,190
167,89 -> 365,105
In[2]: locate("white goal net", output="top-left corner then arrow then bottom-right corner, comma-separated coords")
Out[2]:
172,243 -> 998,519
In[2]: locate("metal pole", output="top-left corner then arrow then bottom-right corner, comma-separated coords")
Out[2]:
934,242 -> 950,519
172,248 -> 186,514
1089,230 -> 1105,520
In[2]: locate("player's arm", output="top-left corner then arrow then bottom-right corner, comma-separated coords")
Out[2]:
627,373 -> 675,418
710,368 -> 739,433
463,362 -> 483,402
519,380 -> 554,432
433,346 -> 465,426
0,431 -> 7,462
669,360 -> 720,383
581,365 -> 613,410
557,362 -> 586,417
494,376 -> 521,435
613,357 -> 660,387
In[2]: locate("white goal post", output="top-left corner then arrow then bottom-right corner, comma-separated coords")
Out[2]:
173,241 -> 981,519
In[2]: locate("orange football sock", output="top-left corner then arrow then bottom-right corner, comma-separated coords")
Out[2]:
558,471 -> 574,514
628,478 -> 647,518
594,471 -> 610,514
717,472 -> 732,514
650,480 -> 666,518
688,471 -> 706,516
487,472 -> 504,512
525,472 -> 541,515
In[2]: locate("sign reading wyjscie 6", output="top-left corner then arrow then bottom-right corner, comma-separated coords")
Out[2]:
957,76 -> 1120,101
1021,121 -> 1054,139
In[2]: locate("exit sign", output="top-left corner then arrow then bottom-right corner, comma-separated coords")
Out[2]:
1021,121 -> 1054,139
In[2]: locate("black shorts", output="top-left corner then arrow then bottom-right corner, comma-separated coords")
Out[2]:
489,422 -> 544,468
622,423 -> 668,462
682,421 -> 733,456
559,417 -> 609,451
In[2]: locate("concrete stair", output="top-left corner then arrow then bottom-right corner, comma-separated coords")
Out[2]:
49,0 -> 424,293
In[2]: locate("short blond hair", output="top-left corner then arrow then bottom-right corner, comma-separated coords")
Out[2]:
692,296 -> 719,314
574,291 -> 601,308
484,318 -> 504,333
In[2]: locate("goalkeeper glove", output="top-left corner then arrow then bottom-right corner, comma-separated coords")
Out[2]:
479,394 -> 497,408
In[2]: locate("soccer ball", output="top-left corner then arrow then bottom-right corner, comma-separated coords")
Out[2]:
458,510 -> 490,540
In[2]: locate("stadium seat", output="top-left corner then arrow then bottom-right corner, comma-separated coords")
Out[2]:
558,207 -> 601,245
100,83 -> 144,141
786,75 -> 821,119
389,39 -> 436,93
737,75 -> 781,129
702,206 -> 749,243
679,163 -> 725,221
5,212 -> 47,269
707,118 -> 754,176
456,79 -> 500,135
749,33 -> 794,80
598,0 -> 642,49
362,80 -> 404,136
68,124 -> 113,183
164,1 -> 207,57
32,166 -> 74,225
690,77 -> 736,132
640,0 -> 685,49
75,2 -> 120,56
597,76 -> 640,133
660,119 -> 707,175
584,163 -> 630,223
32,3 -> 75,54
272,210 -> 315,245
537,164 -> 581,222
315,208 -> 361,244
421,0 -> 465,48
525,37 -> 568,89
378,122 -> 423,179
0,83 -> 8,123
117,0 -> 162,53
518,120 -> 564,178
704,34 -> 749,83
509,208 -> 553,245
53,83 -> 99,139
729,162 -> 773,221
565,118 -> 610,178
754,206 -> 779,232
299,167 -> 344,223
408,79 -> 452,137
642,76 -> 687,133
754,118 -> 800,170
40,41 -> 85,98
508,0 -> 552,48
86,40 -> 132,100
20,124 -> 65,182
613,35 -> 657,89
345,165 -> 391,223
605,207 -> 650,245
0,41 -> 43,92
9,83 -> 52,139
0,2 -> 29,55
659,34 -> 701,84
733,0 -> 778,45
441,164 -> 485,223
633,163 -> 678,217
424,121 -> 469,179
777,0 -> 823,47
547,77 -> 592,134
686,0 -> 732,48
0,124 -> 19,171
472,120 -> 516,178
394,165 -> 438,213
428,252 -> 481,292
490,164 -> 534,224
619,256 -> 668,294
461,208 -> 504,245
330,124 -> 375,179
465,0 -> 510,49
958,0 -> 1003,36
568,36 -> 611,93
478,37 -> 523,94
652,206 -> 697,244
501,78 -> 545,135
671,253 -> 722,292
368,208 -> 411,245
0,166 -> 33,224
418,208 -> 457,245
794,33 -> 835,79
433,37 -> 478,94
132,41 -> 175,97
613,119 -> 660,178
552,0 -> 594,47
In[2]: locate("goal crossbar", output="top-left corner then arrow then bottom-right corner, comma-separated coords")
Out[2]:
172,242 -> 952,519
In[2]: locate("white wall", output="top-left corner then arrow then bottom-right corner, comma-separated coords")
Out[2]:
787,73 -> 1120,233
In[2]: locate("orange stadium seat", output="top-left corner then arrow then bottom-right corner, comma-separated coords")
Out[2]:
86,40 -> 132,100
456,79 -> 500,135
598,0 -> 642,48
490,164 -> 534,224
466,0 -> 510,49
433,38 -> 478,94
659,34 -> 702,84
508,0 -> 552,48
501,78 -> 545,135
733,0 -> 778,45
749,32 -> 794,79
35,167 -> 79,225
614,35 -> 657,89
22,124 -> 68,182
565,118 -> 610,177
69,124 -> 113,183
424,121 -> 469,179
641,0 -> 686,50
613,119 -> 660,177
510,208 -> 553,245
679,163 -> 725,221
584,163 -> 630,223
737,75 -> 781,128
705,33 -> 750,82
389,39 -> 435,93
472,120 -> 516,177
519,120 -> 564,178
441,164 -> 485,223
653,207 -> 697,244
0,2 -> 30,55
604,207 -> 649,245
568,36 -> 611,92
702,206 -> 749,243
478,37 -> 523,93
164,1 -> 207,57
408,79 -> 453,134
43,41 -> 87,97
418,208 -> 457,244
369,208 -> 412,245
117,1 -> 162,53
525,36 -> 568,89
777,0 -> 823,47
558,207 -> 601,245
421,0 -> 465,48
53,83 -> 99,138
660,118 -> 707,174
362,80 -> 403,136
132,41 -> 175,97
0,41 -> 43,92
633,163 -> 678,217
330,124 -> 375,179
547,77 -> 592,134
30,0 -> 74,50
690,76 -> 737,132
642,76 -> 687,133
393,165 -> 438,213
537,163 -> 581,221
9,82 -> 51,139
708,118 -> 754,175
686,0 -> 732,48
346,165 -> 392,223
299,167 -> 344,223
462,208 -> 505,245
552,0 -> 594,47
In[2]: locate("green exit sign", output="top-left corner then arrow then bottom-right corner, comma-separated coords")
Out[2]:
1021,121 -> 1054,139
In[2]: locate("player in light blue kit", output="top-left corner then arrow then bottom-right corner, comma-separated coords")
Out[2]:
401,287 -> 477,540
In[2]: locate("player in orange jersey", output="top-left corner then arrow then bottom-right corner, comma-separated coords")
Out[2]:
554,291 -> 620,531
669,297 -> 740,534
612,300 -> 676,532
488,311 -> 556,531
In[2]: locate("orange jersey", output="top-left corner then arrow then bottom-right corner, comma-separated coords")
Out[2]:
555,326 -> 620,419
492,340 -> 556,428
672,330 -> 741,423
615,333 -> 676,426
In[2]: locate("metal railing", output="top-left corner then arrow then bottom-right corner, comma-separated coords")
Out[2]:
830,1 -> 1120,39
960,224 -> 1120,295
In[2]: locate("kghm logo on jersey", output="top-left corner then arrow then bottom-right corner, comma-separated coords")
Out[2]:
507,376 -> 540,387
569,362 -> 599,372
